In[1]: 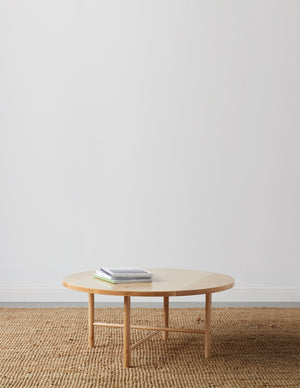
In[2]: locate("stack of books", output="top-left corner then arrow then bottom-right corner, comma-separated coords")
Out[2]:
93,267 -> 152,284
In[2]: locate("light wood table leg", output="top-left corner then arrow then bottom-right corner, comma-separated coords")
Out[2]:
163,296 -> 169,341
124,296 -> 131,368
205,293 -> 212,358
88,293 -> 94,348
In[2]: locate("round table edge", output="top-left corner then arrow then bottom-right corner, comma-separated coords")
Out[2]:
62,279 -> 235,297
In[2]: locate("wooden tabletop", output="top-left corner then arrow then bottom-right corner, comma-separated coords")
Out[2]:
62,268 -> 234,297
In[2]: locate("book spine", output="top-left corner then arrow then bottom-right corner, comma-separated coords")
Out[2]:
93,275 -> 152,284
100,270 -> 151,279
110,274 -> 152,279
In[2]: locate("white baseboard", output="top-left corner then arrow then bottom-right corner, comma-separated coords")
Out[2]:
0,286 -> 299,304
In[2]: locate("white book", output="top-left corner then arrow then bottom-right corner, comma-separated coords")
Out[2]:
100,267 -> 152,279
94,272 -> 152,284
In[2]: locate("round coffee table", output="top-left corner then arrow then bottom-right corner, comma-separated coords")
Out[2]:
62,268 -> 234,367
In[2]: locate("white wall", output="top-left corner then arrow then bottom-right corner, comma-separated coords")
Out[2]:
0,1 -> 299,303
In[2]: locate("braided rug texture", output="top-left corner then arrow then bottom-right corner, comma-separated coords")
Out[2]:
0,308 -> 299,388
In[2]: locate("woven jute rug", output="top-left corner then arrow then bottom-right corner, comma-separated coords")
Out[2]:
0,308 -> 299,387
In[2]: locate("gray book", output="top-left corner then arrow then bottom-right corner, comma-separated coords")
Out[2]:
99,267 -> 152,279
